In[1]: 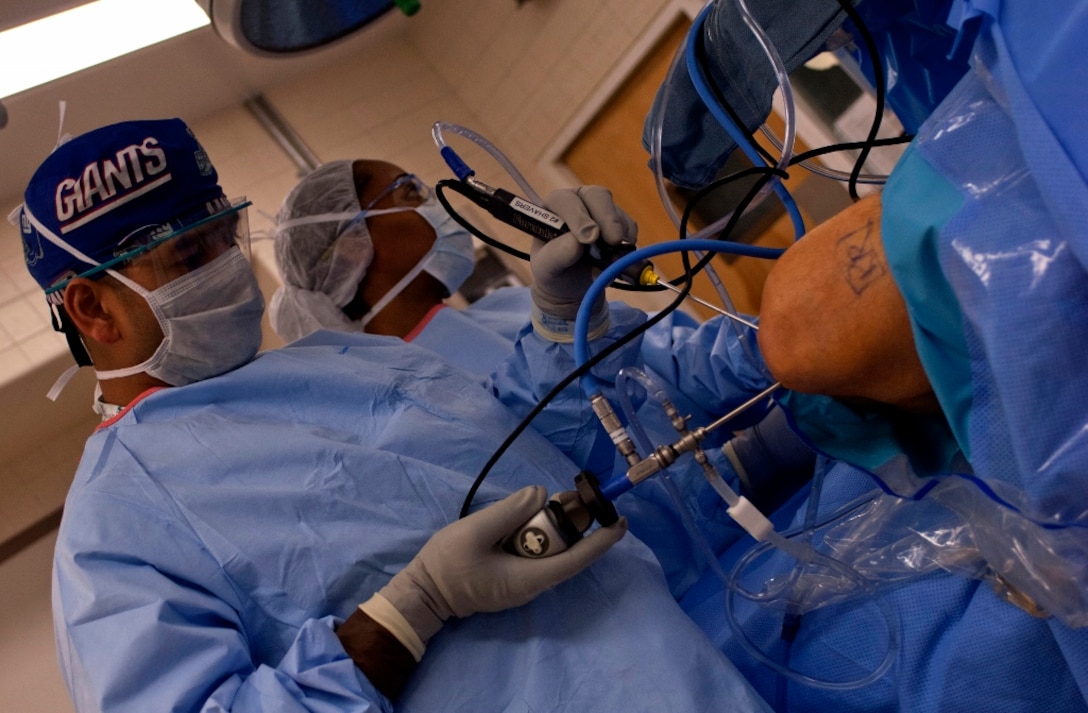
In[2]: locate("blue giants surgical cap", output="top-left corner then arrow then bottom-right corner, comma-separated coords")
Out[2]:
13,118 -> 229,290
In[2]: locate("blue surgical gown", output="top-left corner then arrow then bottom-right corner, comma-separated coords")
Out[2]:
52,332 -> 773,713
406,288 -> 533,379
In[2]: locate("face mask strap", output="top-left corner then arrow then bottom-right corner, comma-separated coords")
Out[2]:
44,299 -> 92,402
275,206 -> 418,238
275,211 -> 360,234
23,204 -> 101,273
358,256 -> 431,328
101,267 -> 148,296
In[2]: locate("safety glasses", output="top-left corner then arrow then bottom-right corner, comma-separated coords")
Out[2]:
336,175 -> 434,240
45,198 -> 252,296
361,173 -> 432,212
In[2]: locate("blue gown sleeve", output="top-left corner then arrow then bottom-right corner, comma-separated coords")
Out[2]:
53,484 -> 391,713
635,305 -> 776,416
489,303 -> 649,474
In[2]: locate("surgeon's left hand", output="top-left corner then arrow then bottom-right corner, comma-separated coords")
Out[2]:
530,186 -> 638,342
359,485 -> 627,661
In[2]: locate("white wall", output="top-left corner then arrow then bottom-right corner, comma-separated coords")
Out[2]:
0,1 -> 676,709
0,531 -> 72,713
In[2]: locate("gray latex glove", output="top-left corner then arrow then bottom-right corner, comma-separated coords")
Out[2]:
360,485 -> 627,660
530,186 -> 637,339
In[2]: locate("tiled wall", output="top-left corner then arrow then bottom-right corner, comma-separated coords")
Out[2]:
409,0 -> 679,182
0,224 -> 70,379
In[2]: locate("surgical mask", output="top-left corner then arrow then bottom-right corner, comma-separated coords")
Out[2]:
94,246 -> 265,386
415,200 -> 476,295
358,200 -> 476,328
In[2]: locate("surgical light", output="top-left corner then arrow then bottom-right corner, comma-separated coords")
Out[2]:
195,0 -> 402,57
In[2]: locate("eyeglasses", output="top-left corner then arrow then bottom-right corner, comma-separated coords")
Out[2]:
338,174 -> 433,239
361,173 -> 432,212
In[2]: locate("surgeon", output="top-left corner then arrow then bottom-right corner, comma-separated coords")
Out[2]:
524,1 -> 1088,710
270,158 -> 816,597
10,118 -> 775,713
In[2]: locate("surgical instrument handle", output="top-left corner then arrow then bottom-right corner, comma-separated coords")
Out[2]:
503,471 -> 619,558
441,175 -> 652,285
465,176 -> 567,242
599,382 -> 782,500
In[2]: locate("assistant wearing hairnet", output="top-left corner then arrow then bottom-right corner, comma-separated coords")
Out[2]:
270,161 -> 477,343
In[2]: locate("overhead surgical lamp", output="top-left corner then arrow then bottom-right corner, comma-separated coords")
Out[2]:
194,0 -> 420,57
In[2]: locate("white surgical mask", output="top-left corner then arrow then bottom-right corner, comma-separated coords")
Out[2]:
95,247 -> 265,386
359,200 -> 476,328
415,200 -> 476,295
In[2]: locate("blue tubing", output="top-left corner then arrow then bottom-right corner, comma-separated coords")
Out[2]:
684,4 -> 806,239
574,238 -> 782,397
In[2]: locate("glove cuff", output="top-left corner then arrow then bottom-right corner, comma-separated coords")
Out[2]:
358,593 -> 427,662
531,303 -> 609,343
373,564 -> 449,650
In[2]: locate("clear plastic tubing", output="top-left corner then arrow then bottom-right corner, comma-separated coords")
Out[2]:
645,29 -> 747,323
687,1 -> 804,237
431,121 -> 543,204
616,366 -> 734,582
649,0 -> 802,240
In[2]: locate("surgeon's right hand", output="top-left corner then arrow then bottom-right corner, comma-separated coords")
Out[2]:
530,186 -> 638,342
359,485 -> 627,661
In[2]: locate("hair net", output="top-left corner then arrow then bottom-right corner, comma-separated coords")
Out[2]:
270,160 -> 373,342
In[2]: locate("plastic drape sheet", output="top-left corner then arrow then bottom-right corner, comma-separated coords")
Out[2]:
755,461 -> 1088,627
642,0 -> 851,189
768,4 -> 1088,628
838,0 -> 974,133
642,0 -> 972,189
